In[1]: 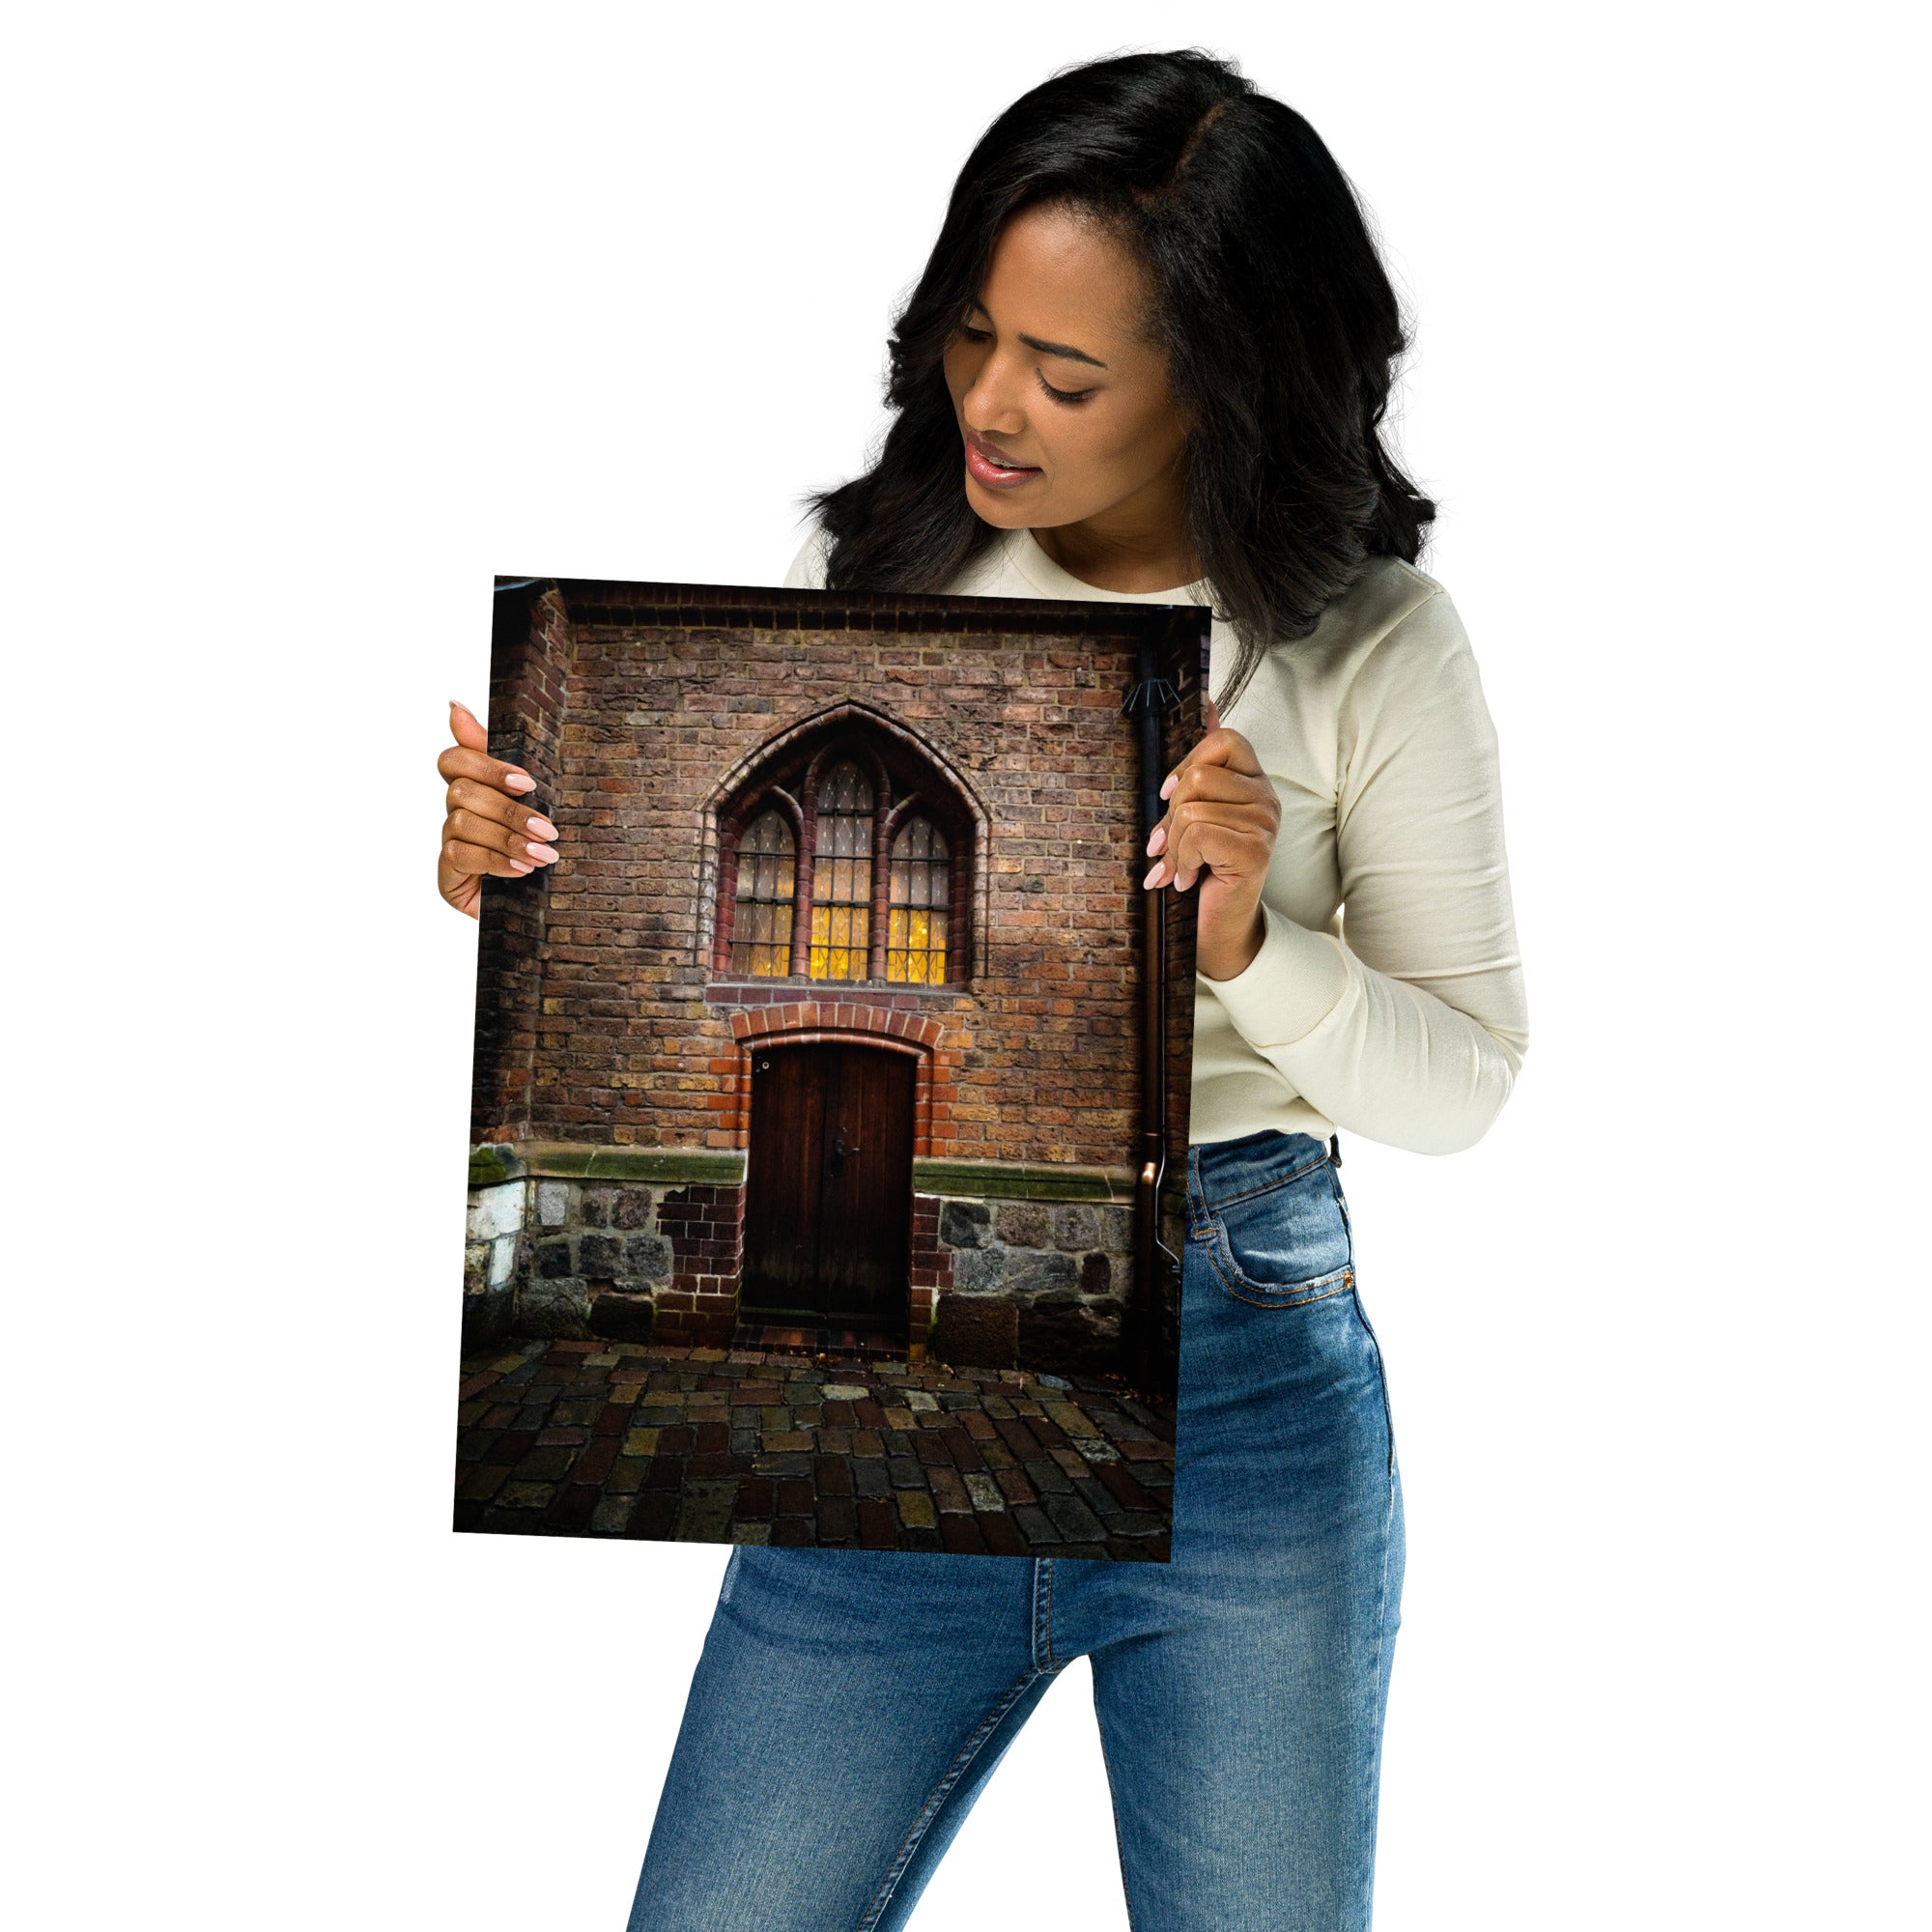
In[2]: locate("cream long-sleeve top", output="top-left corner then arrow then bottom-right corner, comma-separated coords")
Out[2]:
783,526 -> 1529,1156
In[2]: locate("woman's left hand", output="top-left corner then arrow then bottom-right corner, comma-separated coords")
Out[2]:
1143,697 -> 1281,981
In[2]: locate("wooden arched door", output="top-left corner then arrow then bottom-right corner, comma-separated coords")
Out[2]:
742,1042 -> 915,1331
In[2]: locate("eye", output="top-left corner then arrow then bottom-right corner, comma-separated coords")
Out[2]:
1037,371 -> 1094,406
956,323 -> 992,344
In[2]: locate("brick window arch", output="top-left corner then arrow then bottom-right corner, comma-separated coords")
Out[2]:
712,716 -> 977,988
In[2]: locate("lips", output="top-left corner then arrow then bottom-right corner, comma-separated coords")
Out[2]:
963,431 -> 1042,489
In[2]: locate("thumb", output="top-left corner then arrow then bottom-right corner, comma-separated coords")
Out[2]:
448,698 -> 489,753
1203,696 -> 1222,735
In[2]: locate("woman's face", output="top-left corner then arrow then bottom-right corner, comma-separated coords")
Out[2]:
940,202 -> 1190,549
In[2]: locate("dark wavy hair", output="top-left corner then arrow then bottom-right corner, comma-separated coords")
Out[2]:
809,48 -> 1435,711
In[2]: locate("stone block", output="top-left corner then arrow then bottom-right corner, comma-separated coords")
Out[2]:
1079,1253 -> 1114,1299
1097,1206 -> 1135,1254
537,1181 -> 571,1228
933,1296 -> 1018,1370
468,1181 -> 526,1244
614,1187 -> 655,1230
535,1237 -> 575,1279
944,1248 -> 1004,1295
1049,1204 -> 1100,1252
588,1292 -> 656,1344
464,1243 -> 489,1296
579,1186 -> 617,1228
460,1279 -> 513,1350
579,1233 -> 624,1278
517,1277 -> 593,1339
623,1233 -> 673,1282
1019,1301 -> 1123,1377
1008,1249 -> 1080,1297
488,1235 -> 518,1288
993,1202 -> 1053,1248
939,1201 -> 990,1250
950,1245 -> 1077,1298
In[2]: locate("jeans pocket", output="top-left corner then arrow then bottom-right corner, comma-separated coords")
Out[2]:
1204,1155 -> 1355,1308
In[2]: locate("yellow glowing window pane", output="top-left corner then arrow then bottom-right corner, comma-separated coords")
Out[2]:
886,817 -> 950,984
809,759 -> 873,981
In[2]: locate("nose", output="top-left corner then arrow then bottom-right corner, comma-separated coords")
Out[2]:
958,346 -> 1029,439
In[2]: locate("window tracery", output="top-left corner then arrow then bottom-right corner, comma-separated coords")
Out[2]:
714,724 -> 971,988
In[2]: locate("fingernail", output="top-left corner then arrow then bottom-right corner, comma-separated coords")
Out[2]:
526,816 -> 558,840
1159,774 -> 1178,799
1142,863 -> 1165,889
526,842 -> 559,864
1145,826 -> 1166,857
508,860 -> 533,874
504,771 -> 536,792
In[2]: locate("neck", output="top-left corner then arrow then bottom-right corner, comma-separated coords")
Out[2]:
1032,523 -> 1199,594
1029,472 -> 1198,594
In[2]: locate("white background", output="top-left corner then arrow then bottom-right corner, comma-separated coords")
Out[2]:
8,3 -> 1926,1926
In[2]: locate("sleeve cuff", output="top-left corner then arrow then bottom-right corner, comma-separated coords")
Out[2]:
1200,901 -> 1350,1049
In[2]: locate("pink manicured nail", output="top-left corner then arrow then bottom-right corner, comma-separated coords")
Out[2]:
508,860 -> 533,874
525,815 -> 558,840
1159,773 -> 1178,799
1145,826 -> 1166,857
503,770 -> 536,792
526,842 -> 559,864
1142,863 -> 1165,889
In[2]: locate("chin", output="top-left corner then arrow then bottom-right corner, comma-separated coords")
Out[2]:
963,477 -> 1037,529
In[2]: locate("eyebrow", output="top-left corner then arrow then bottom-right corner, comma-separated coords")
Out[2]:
967,302 -> 1108,370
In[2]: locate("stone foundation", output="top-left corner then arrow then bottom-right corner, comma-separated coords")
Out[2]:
464,1146 -> 1140,1369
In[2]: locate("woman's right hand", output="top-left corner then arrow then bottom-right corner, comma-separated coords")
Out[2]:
436,699 -> 560,919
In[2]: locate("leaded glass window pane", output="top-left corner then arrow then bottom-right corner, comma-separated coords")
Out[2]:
808,760 -> 873,980
887,816 -> 950,985
729,810 -> 794,977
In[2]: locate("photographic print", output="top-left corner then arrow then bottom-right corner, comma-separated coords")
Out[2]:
454,578 -> 1207,1558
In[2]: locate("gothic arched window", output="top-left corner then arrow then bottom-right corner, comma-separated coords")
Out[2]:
729,810 -> 795,978
809,761 -> 873,981
887,817 -> 950,984
713,720 -> 974,988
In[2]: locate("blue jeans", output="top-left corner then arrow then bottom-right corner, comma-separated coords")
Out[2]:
627,1130 -> 1405,1931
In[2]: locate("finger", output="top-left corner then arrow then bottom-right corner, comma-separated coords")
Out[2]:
437,742 -> 539,795
446,807 -> 559,867
449,699 -> 490,755
1158,725 -> 1264,796
1204,696 -> 1222,734
1151,810 -> 1274,890
441,837 -> 535,880
1162,763 -> 1276,809
1147,771 -> 1276,860
445,776 -> 559,845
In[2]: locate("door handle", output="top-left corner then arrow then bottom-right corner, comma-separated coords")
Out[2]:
830,1132 -> 862,1173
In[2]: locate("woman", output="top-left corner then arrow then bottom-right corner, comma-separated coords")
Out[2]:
438,49 -> 1527,1931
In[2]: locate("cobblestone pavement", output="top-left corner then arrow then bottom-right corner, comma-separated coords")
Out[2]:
453,1338 -> 1176,1559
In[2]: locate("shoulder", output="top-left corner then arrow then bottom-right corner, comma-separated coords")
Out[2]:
1231,555 -> 1473,721
781,525 -> 836,590
1309,555 -> 1470,684
1310,558 -> 1494,738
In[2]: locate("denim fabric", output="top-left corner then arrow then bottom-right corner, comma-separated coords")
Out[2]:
627,1130 -> 1405,1932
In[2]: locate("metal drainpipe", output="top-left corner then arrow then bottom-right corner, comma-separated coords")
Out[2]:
1125,636 -> 1175,1398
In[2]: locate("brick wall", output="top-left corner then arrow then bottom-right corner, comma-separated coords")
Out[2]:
470,582 -> 572,1141
467,582 -> 1205,1370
